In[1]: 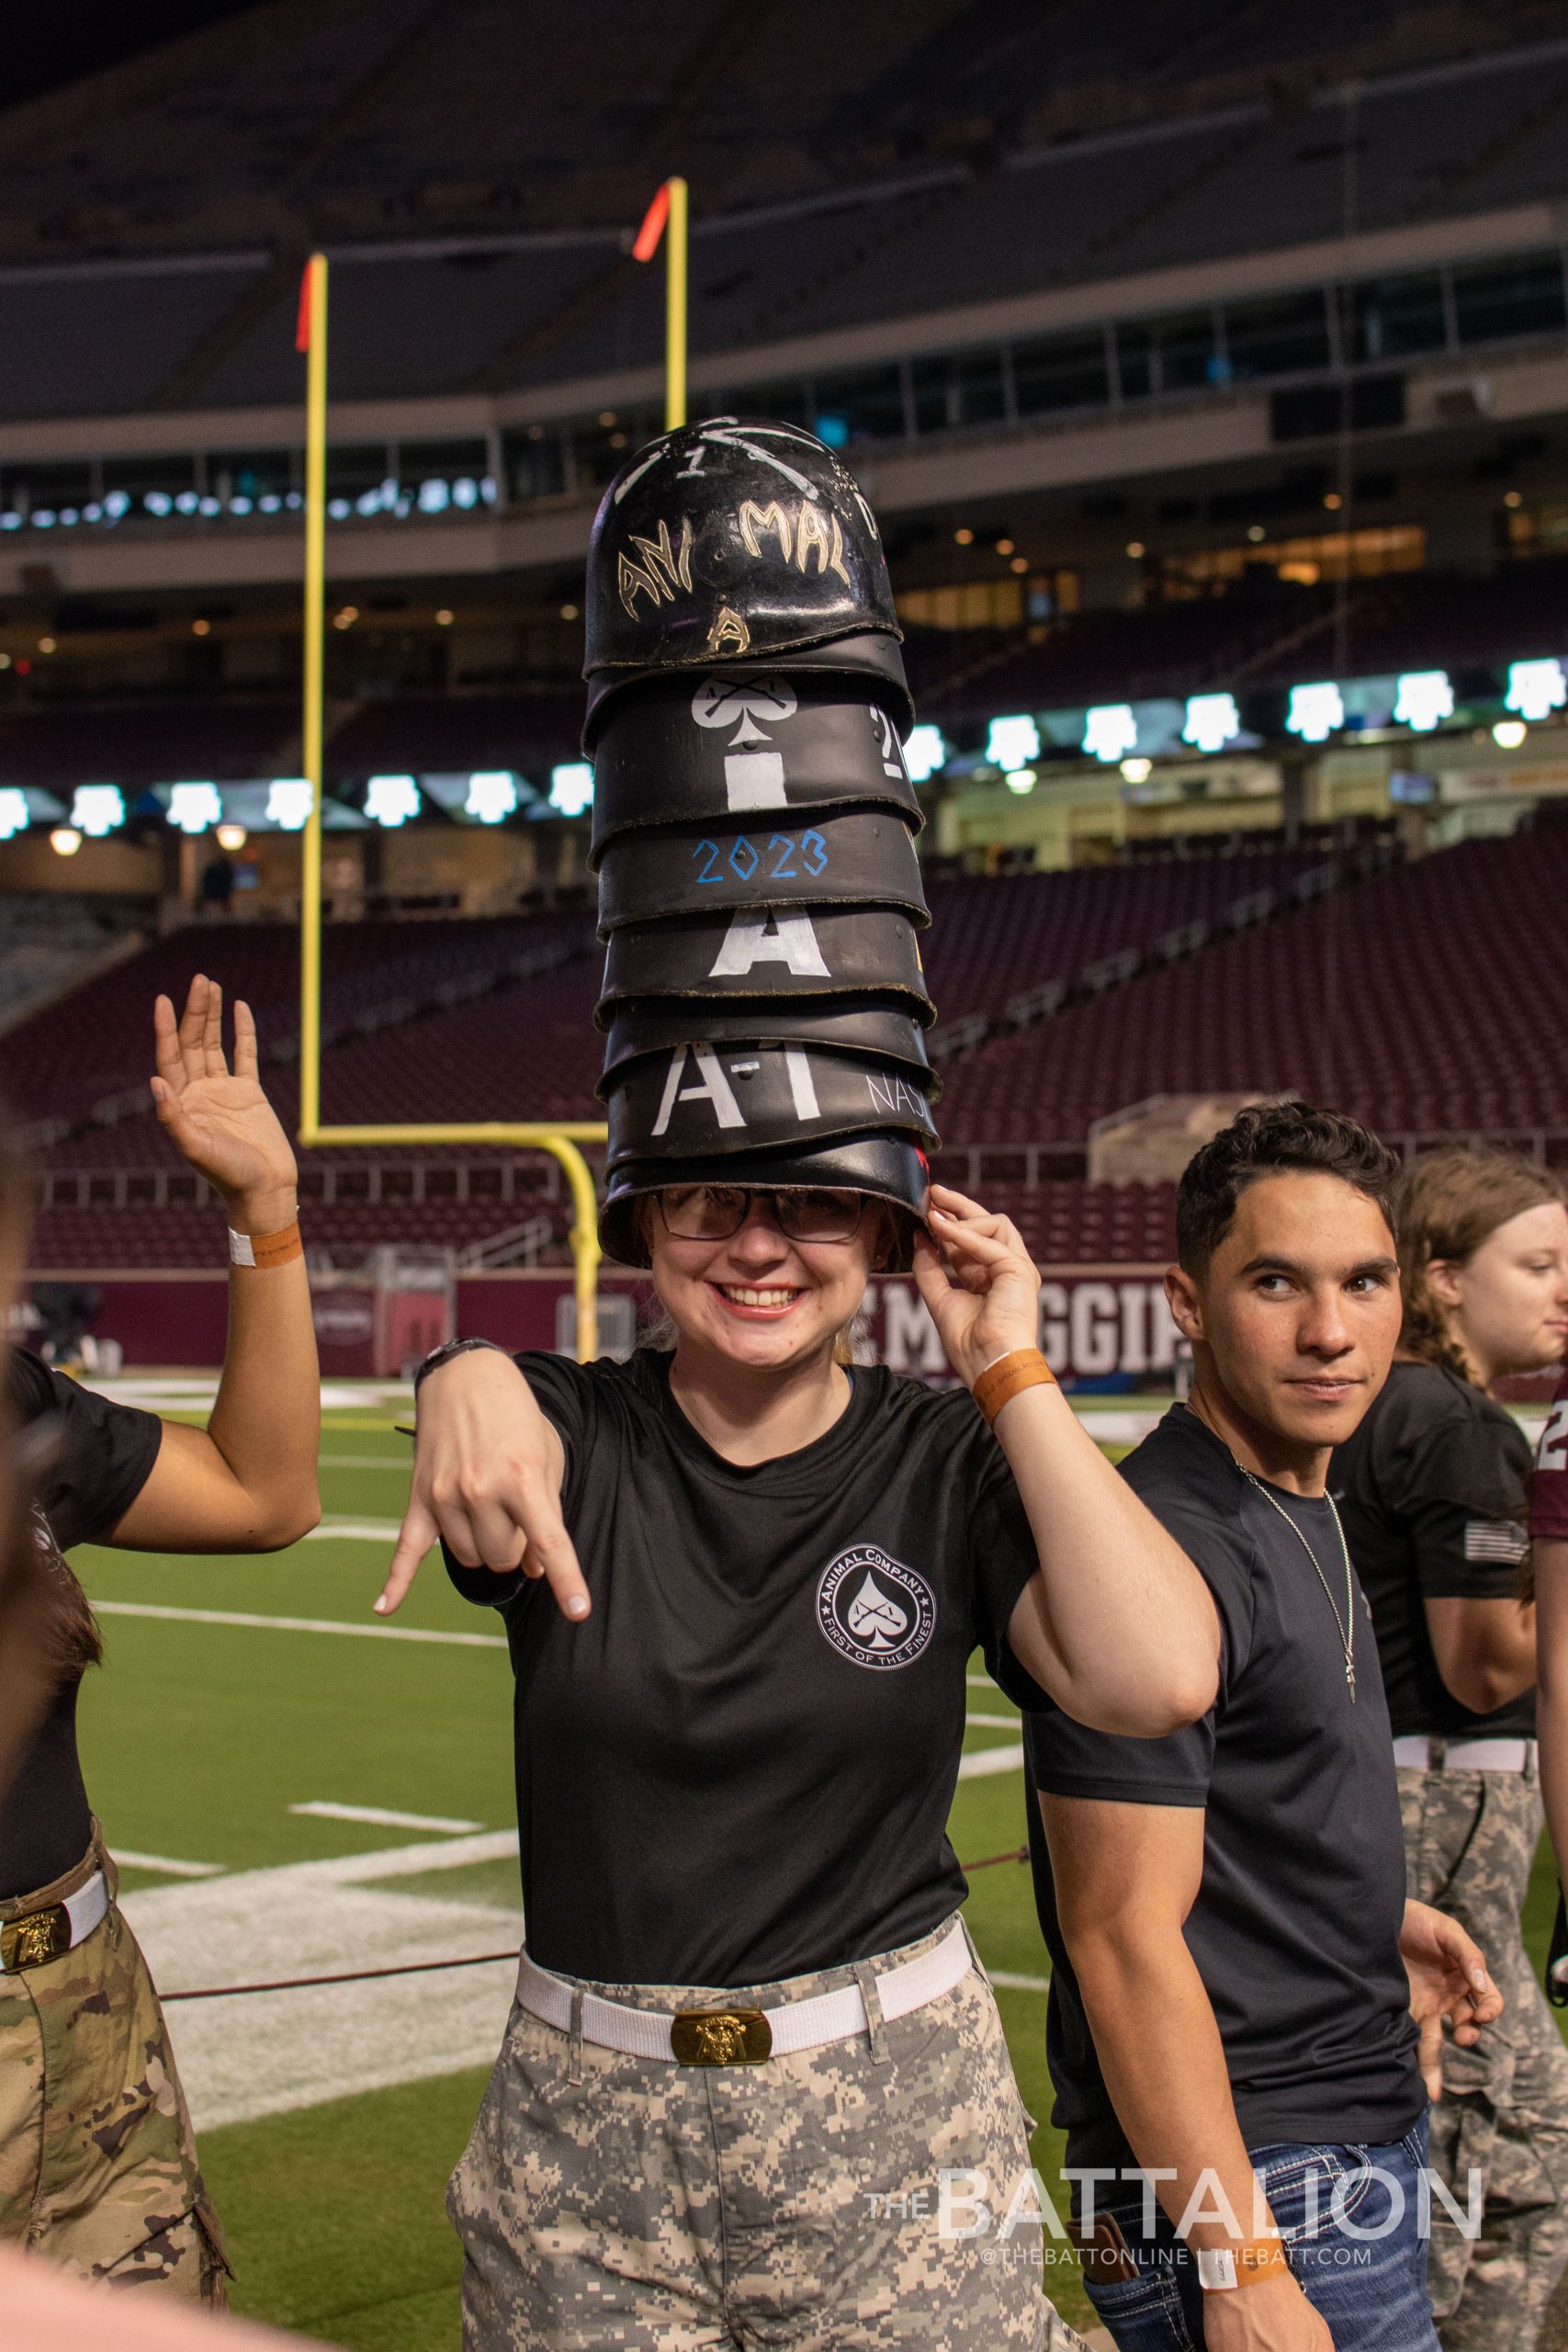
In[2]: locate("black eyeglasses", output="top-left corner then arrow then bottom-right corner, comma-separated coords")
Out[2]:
656,1183 -> 865,1244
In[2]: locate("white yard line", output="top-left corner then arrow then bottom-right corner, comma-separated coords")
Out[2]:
956,1743 -> 1025,1780
114,1849 -> 225,1878
966,1712 -> 1021,1728
319,1453 -> 411,1470
91,1600 -> 506,1649
290,1801 -> 484,1834
307,1829 -> 520,1881
122,1858 -> 520,2131
119,1824 -> 1047,2130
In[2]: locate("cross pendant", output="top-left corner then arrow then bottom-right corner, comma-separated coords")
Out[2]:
1347,1658 -> 1357,1702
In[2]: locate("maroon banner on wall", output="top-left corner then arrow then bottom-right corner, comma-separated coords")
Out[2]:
32,1264 -> 1181,1387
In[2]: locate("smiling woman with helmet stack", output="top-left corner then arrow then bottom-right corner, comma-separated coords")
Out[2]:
379,419 -> 1219,2352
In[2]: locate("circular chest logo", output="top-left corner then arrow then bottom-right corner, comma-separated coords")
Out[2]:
817,1545 -> 936,1671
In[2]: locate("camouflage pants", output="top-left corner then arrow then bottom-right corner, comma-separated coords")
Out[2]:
450,1914 -> 1087,2350
1399,1765 -> 1568,2351
0,1830 -> 227,2302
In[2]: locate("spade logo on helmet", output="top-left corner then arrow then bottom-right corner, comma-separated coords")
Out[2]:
691,675 -> 799,741
690,674 -> 800,814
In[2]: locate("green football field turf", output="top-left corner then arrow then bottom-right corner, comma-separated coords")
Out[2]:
72,1403 -> 1568,2349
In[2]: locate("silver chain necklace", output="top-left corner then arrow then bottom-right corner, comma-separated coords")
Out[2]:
1240,1469 -> 1358,1703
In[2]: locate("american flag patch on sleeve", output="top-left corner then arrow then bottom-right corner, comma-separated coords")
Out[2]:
1463,1521 -> 1529,1565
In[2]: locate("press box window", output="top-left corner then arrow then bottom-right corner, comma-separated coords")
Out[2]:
810,364 -> 906,447
208,449 -> 295,507
1452,252 -> 1567,347
5,460 -> 94,518
910,351 -> 1006,434
502,427 -> 568,503
1012,329 -> 1110,415
1342,272 -> 1448,363
1116,311 -> 1218,399
1222,290 -> 1333,381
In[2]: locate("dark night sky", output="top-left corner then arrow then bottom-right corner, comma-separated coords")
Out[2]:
1,2 -> 266,113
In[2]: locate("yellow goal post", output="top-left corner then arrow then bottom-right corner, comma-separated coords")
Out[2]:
291,250 -> 607,1363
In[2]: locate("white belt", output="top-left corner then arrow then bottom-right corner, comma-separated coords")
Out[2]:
1393,1736 -> 1536,1773
0,1868 -> 108,1972
515,1916 -> 973,2066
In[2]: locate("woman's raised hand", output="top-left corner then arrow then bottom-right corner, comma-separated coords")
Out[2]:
150,976 -> 297,1228
378,1350 -> 591,1622
911,1182 -> 1042,1390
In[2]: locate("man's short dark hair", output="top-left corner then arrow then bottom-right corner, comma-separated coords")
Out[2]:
1176,1101 -> 1400,1275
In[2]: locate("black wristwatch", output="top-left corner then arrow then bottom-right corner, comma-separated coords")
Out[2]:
412,1337 -> 508,1395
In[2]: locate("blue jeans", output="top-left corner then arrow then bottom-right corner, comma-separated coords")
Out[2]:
1079,2120 -> 1439,2350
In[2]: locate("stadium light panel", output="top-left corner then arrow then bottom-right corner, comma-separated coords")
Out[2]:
0,788 -> 28,840
1182,693 -> 1241,755
1083,705 -> 1139,763
548,763 -> 594,817
366,775 -> 422,828
1506,658 -> 1567,723
168,782 -> 222,835
903,724 -> 948,783
1393,670 -> 1454,733
418,479 -> 450,514
71,785 -> 124,837
265,778 -> 313,830
1286,683 -> 1344,744
466,771 -> 519,824
986,715 -> 1040,769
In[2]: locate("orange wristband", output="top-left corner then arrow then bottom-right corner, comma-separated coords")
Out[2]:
971,1347 -> 1055,1426
229,1221 -> 303,1270
1196,2240 -> 1289,2291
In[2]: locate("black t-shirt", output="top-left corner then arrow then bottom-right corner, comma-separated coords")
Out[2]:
1332,1361 -> 1534,1738
1026,1406 -> 1421,2172
444,1348 -> 1044,1987
0,1350 -> 162,1900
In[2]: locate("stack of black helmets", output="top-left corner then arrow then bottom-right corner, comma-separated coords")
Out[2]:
585,418 -> 940,1267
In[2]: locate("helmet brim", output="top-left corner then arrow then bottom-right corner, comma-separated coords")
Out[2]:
598,1130 -> 932,1271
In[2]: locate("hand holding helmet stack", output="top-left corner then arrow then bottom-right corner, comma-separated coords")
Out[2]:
583,418 -> 942,1266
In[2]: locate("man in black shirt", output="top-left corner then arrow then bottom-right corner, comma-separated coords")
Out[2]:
1027,1104 -> 1501,2352
1334,1148 -> 1568,2348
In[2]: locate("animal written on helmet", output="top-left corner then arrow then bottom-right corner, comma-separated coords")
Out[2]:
584,419 -> 900,684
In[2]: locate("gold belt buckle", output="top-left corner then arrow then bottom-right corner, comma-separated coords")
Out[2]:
1,1902 -> 71,1973
670,2007 -> 773,2066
